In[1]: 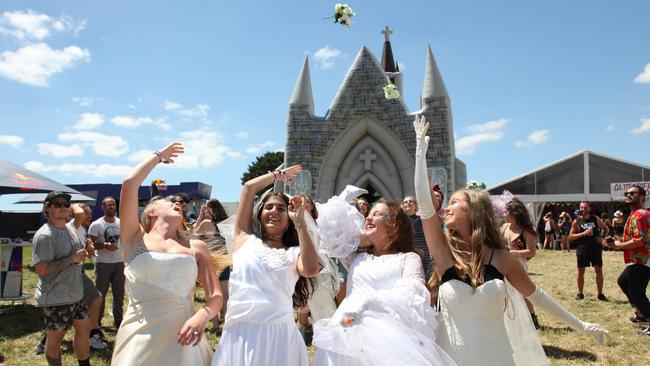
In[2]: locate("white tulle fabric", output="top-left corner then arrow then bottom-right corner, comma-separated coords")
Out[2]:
313,252 -> 456,366
212,235 -> 307,366
112,250 -> 213,366
437,277 -> 548,366
316,195 -> 364,258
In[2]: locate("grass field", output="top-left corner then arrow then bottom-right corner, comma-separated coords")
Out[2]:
1,248 -> 648,365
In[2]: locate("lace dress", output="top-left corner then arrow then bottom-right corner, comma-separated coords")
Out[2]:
211,235 -> 308,366
313,252 -> 456,366
111,241 -> 213,365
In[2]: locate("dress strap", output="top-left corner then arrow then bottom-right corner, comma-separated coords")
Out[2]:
126,236 -> 148,264
488,249 -> 496,265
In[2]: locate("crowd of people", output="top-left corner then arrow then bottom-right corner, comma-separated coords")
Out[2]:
29,119 -> 649,366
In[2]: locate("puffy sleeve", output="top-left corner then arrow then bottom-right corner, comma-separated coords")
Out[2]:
315,196 -> 365,259
402,252 -> 425,284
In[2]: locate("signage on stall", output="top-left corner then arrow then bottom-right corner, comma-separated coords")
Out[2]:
610,181 -> 650,200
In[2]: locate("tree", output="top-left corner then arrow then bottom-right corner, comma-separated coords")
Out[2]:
241,151 -> 285,186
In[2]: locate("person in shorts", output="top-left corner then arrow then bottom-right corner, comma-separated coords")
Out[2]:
32,191 -> 92,366
569,201 -> 609,301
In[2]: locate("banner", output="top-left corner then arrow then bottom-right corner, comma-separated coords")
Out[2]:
610,181 -> 650,201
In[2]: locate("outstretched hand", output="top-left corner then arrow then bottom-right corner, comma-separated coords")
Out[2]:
288,194 -> 307,224
583,322 -> 610,344
276,165 -> 303,184
158,142 -> 184,164
413,115 -> 430,143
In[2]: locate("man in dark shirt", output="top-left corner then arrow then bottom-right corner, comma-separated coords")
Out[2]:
569,201 -> 609,301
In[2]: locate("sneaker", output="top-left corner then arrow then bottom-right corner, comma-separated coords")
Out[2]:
35,341 -> 45,354
531,313 -> 540,329
575,293 -> 584,300
641,326 -> 650,336
597,293 -> 609,301
630,314 -> 648,324
89,333 -> 108,349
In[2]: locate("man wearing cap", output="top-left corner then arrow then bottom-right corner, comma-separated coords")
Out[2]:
610,185 -> 650,335
569,200 -> 610,301
32,191 -> 91,366
88,196 -> 124,329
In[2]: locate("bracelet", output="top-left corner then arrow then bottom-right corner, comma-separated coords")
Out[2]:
153,151 -> 169,164
202,306 -> 213,319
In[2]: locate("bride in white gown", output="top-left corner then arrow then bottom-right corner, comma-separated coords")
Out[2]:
312,197 -> 456,366
413,116 -> 609,366
112,143 -> 223,366
211,165 -> 320,366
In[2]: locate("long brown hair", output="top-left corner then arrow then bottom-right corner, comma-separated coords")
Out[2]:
371,199 -> 415,254
505,197 -> 536,235
256,192 -> 314,308
428,189 -> 506,303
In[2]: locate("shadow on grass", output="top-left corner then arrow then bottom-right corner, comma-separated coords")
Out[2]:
543,345 -> 598,362
0,304 -> 43,338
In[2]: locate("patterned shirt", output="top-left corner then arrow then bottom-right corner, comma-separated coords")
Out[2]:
622,209 -> 650,265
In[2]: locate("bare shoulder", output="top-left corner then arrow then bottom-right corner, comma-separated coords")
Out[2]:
491,248 -> 520,275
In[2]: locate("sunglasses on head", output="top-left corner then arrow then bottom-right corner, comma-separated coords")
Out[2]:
49,202 -> 71,208
623,191 -> 639,197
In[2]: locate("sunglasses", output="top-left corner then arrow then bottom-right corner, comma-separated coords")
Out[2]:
623,191 -> 639,197
49,202 -> 71,208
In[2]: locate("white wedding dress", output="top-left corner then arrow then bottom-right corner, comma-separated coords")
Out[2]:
313,252 -> 456,366
112,241 -> 213,365
211,234 -> 308,366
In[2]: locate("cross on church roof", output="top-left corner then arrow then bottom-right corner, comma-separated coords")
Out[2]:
381,26 -> 393,42
359,148 -> 377,171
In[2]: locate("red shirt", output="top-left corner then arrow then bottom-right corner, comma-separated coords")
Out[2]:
623,208 -> 650,265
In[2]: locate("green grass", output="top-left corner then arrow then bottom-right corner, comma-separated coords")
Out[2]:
1,248 -> 648,365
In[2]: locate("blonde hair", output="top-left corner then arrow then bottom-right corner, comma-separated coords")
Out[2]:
428,189 -> 506,303
140,197 -> 190,241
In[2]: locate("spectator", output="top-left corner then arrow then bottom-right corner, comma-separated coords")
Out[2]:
88,196 -> 124,329
558,212 -> 572,252
569,201 -> 609,301
32,191 -> 91,366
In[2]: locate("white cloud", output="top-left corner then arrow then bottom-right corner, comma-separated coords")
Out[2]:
607,124 -> 615,131
234,131 -> 249,139
467,118 -> 510,134
456,132 -> 505,155
633,63 -> 650,84
244,141 -> 275,155
58,131 -> 129,157
314,46 -> 342,69
25,160 -> 132,178
632,118 -> 650,135
163,100 -> 210,119
71,96 -> 94,107
514,129 -> 550,149
164,100 -> 183,111
171,127 -> 244,168
0,10 -> 86,41
127,149 -> 156,163
111,115 -> 154,128
73,112 -> 104,130
0,134 -> 25,148
0,43 -> 90,87
36,143 -> 83,157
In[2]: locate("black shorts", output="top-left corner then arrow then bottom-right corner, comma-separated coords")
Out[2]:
577,251 -> 603,268
41,301 -> 89,331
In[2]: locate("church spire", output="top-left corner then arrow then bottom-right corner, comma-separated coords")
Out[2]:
421,45 -> 449,101
380,26 -> 397,73
289,56 -> 314,115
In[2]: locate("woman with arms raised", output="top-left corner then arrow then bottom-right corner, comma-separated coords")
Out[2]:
211,166 -> 320,366
413,117 -> 608,366
112,143 -> 222,366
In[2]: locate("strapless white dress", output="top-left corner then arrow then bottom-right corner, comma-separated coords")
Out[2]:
211,235 -> 308,366
111,247 -> 213,365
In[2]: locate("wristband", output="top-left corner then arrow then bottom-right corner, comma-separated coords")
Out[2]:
153,151 -> 169,164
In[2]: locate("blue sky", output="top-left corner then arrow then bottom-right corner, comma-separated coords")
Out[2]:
1,1 -> 649,210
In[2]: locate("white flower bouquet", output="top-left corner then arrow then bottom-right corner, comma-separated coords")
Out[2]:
333,3 -> 355,28
383,82 -> 400,100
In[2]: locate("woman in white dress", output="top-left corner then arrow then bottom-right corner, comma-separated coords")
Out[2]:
413,117 -> 609,366
112,143 -> 223,366
211,166 -> 320,366
312,198 -> 456,366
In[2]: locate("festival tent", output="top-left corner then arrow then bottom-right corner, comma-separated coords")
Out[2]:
488,150 -> 650,223
0,160 -> 81,196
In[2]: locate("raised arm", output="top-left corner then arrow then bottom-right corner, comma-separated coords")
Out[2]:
119,143 -> 184,254
289,195 -> 320,278
232,165 -> 302,252
413,116 -> 453,274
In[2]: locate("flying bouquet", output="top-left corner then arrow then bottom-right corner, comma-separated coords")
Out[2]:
333,3 -> 355,28
383,82 -> 400,100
